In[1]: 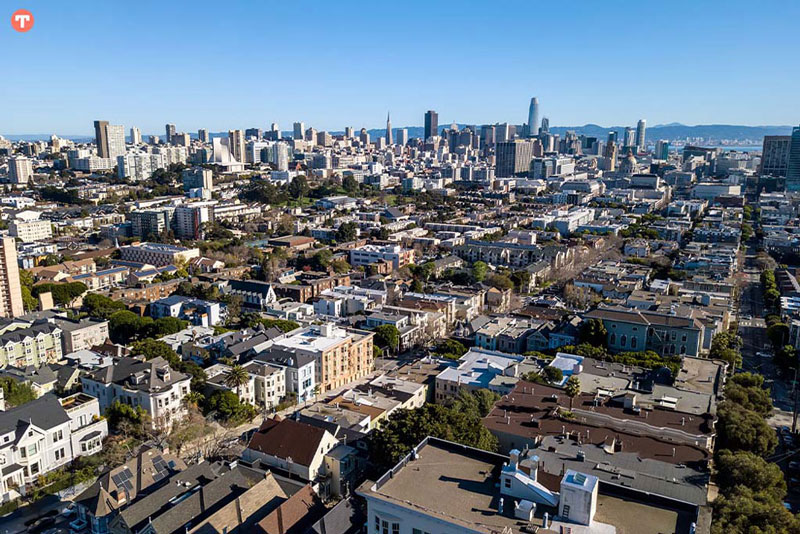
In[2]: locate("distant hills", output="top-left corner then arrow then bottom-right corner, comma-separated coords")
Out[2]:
4,123 -> 795,144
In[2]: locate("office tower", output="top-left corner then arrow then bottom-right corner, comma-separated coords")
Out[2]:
386,112 -> 393,145
245,128 -> 262,139
480,125 -> 496,148
607,131 -> 618,145
8,157 -> 33,184
172,132 -> 190,147
227,129 -> 245,163
305,128 -> 318,144
635,119 -> 646,150
0,237 -> 23,318
397,128 -> 408,146
198,128 -> 210,143
527,97 -> 539,137
424,110 -> 439,140
317,131 -> 333,147
496,123 -> 510,143
165,123 -> 176,144
359,128 -> 370,146
271,123 -> 280,133
94,120 -> 110,158
541,117 -> 550,134
623,127 -> 635,148
603,141 -> 618,171
148,135 -> 160,145
654,140 -> 670,160
496,140 -> 534,177
130,126 -> 142,145
787,126 -> 800,191
293,122 -> 305,140
760,135 -> 791,176
182,167 -> 214,192
272,142 -> 289,171
345,126 -> 354,139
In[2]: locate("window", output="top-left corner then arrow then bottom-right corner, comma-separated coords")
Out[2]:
54,430 -> 63,442
374,516 -> 380,534
392,524 -> 399,534
609,333 -> 616,345
682,334 -> 687,342
29,462 -> 40,476
630,337 -> 637,349
620,335 -> 627,347
680,345 -> 687,355
55,448 -> 65,461
504,477 -> 512,488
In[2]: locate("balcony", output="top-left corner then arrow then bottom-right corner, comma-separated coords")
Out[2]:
69,518 -> 88,532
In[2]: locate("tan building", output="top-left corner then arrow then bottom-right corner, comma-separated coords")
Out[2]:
0,238 -> 24,318
272,323 -> 374,392
54,318 -> 110,354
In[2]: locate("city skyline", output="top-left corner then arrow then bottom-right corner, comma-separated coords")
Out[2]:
3,0 -> 799,133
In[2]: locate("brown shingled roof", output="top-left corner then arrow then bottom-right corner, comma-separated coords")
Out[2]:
247,417 -> 329,468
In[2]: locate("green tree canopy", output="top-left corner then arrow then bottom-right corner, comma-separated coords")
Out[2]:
373,324 -> 400,352
471,261 -> 488,283
83,293 -> 127,319
579,318 -> 608,347
715,401 -> 777,457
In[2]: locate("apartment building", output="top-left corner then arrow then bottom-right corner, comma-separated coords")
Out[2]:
0,393 -> 108,502
0,321 -> 63,368
349,244 -> 415,271
9,218 -> 53,243
271,323 -> 374,392
119,242 -> 200,267
81,357 -> 190,430
53,318 -> 110,354
0,237 -> 24,318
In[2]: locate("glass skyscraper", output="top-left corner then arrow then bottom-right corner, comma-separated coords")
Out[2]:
786,126 -> 800,191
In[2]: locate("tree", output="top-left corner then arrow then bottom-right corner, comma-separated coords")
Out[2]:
435,339 -> 468,359
579,318 -> 608,347
510,270 -> 532,292
367,401 -> 498,471
724,373 -> 773,416
715,401 -> 777,457
564,376 -> 581,410
83,293 -> 126,319
130,339 -> 179,362
716,450 -> 787,502
206,390 -> 257,425
767,323 -> 789,349
342,175 -> 359,194
0,377 -> 37,407
471,261 -> 488,283
288,175 -> 310,199
109,310 -> 151,344
711,486 -> 800,534
31,281 -> 87,306
374,324 -> 400,353
486,273 -> 514,291
224,365 -> 249,396
106,400 -> 148,436
543,366 -> 564,384
335,222 -> 358,242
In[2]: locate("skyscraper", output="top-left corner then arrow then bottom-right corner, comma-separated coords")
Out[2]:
787,126 -> 800,191
540,117 -> 550,134
94,120 -> 109,158
496,140 -> 534,177
397,128 -> 408,146
130,126 -> 142,145
386,112 -> 393,145
623,127 -> 635,148
635,119 -> 647,151
345,127 -> 354,139
8,157 -> 33,184
654,140 -> 670,160
424,110 -> 438,141
198,128 -> 210,143
165,123 -> 176,144
228,129 -> 245,163
760,135 -> 791,177
527,97 -> 539,138
0,237 -> 23,318
245,128 -> 262,139
293,122 -> 305,140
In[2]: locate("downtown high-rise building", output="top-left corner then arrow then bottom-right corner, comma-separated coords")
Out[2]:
654,140 -> 670,160
94,120 -> 109,158
527,97 -> 539,137
496,140 -> 534,177
635,119 -> 647,150
198,128 -> 210,143
228,129 -> 245,163
386,113 -> 393,145
293,122 -> 305,140
397,128 -> 408,146
540,117 -> 549,134
424,110 -> 438,140
165,123 -> 176,144
623,127 -> 636,148
245,128 -> 262,139
345,126 -> 354,139
0,237 -> 23,318
130,126 -> 142,145
760,135 -> 791,177
787,126 -> 800,191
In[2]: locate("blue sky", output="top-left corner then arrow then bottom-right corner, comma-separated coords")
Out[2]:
2,0 -> 799,135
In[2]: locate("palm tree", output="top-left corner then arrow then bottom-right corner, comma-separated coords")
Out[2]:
224,365 -> 249,398
564,376 -> 581,410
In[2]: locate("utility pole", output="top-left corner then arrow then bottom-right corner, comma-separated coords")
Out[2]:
793,366 -> 799,434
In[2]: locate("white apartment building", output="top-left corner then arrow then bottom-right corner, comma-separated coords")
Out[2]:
349,244 -> 415,270
0,393 -> 108,502
117,152 -> 166,181
174,203 -> 214,240
9,212 -> 52,243
8,156 -> 33,184
119,242 -> 200,266
81,357 -> 190,430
